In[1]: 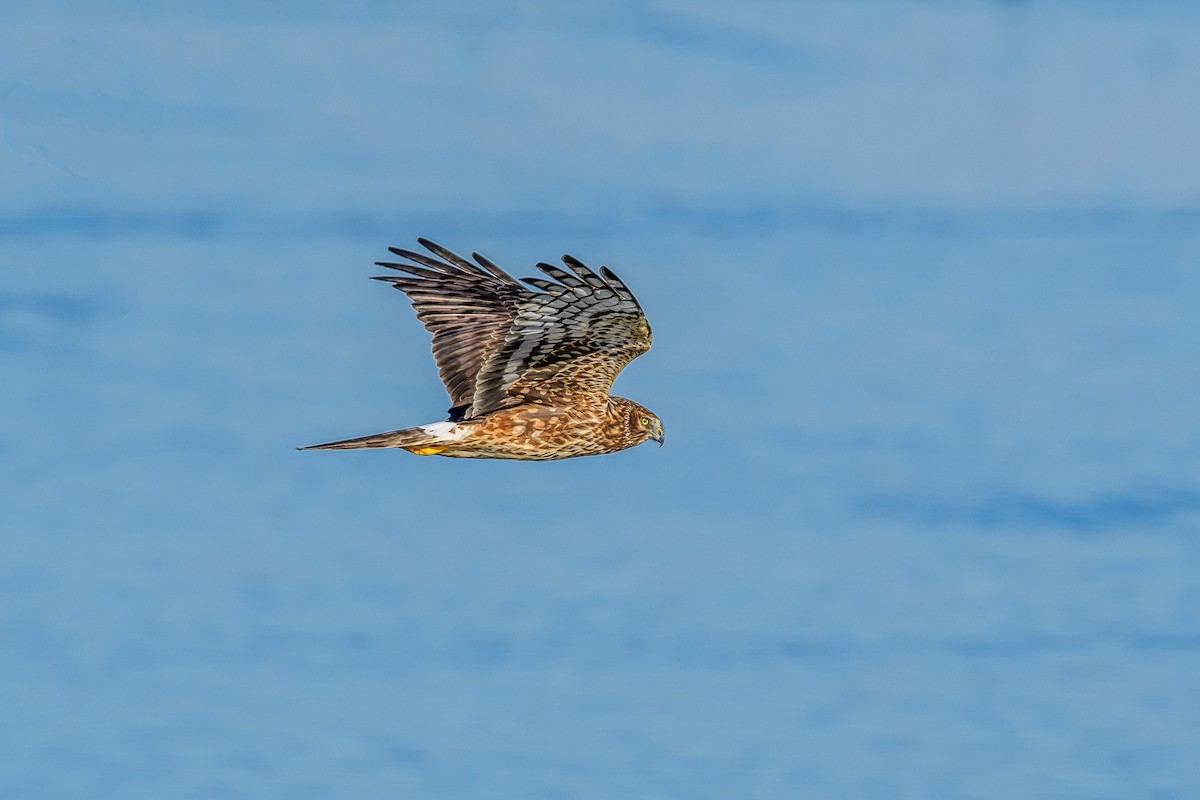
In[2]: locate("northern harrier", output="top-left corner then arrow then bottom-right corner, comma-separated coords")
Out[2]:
300,239 -> 663,460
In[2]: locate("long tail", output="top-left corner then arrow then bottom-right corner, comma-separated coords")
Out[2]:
297,425 -> 441,453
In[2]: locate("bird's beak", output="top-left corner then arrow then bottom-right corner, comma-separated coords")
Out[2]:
653,424 -> 664,446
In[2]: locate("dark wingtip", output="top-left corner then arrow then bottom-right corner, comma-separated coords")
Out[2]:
560,254 -> 609,288
418,237 -> 491,276
471,251 -> 517,282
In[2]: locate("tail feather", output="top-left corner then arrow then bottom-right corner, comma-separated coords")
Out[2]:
297,426 -> 435,451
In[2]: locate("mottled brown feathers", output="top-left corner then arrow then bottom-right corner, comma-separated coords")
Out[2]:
300,239 -> 662,460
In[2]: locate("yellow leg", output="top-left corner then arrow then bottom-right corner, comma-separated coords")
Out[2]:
405,445 -> 447,456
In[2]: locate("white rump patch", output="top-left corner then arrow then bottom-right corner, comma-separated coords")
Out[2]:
421,422 -> 469,441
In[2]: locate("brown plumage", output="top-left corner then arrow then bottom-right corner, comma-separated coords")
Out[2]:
299,238 -> 663,460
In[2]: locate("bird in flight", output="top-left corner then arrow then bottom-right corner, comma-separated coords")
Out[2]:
300,238 -> 663,460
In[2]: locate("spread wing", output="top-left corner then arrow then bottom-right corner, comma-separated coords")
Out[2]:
374,238 -> 651,420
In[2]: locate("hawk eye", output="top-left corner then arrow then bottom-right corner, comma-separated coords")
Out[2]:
639,417 -> 650,427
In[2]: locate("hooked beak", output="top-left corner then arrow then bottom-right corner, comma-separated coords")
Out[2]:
652,424 -> 664,446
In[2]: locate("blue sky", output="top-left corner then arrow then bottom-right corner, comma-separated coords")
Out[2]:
5,1 -> 1200,228
4,4 -> 1200,798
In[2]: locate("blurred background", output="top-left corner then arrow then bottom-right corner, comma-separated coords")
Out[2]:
3,2 -> 1199,797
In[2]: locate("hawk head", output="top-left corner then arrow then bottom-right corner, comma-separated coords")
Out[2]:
612,398 -> 664,448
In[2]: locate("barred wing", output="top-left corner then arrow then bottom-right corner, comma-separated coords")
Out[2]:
375,239 -> 651,419
374,239 -> 524,418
